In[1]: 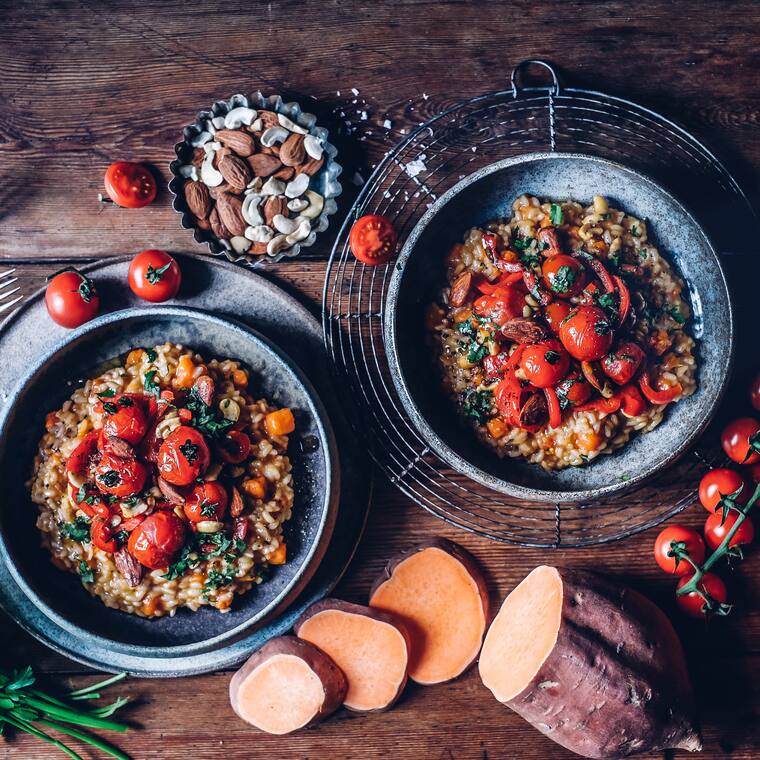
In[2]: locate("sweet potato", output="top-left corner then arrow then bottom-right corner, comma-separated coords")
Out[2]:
369,538 -> 488,685
295,599 -> 411,712
479,566 -> 702,759
229,636 -> 347,735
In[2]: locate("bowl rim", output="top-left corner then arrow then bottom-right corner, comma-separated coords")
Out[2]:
0,305 -> 340,655
384,151 -> 734,503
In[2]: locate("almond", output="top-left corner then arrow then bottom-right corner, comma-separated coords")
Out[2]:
258,110 -> 280,130
263,196 -> 288,227
247,153 -> 282,177
191,147 -> 205,169
300,156 -> 325,177
216,193 -> 247,237
218,154 -> 251,191
272,165 -> 295,181
196,217 -> 211,231
279,133 -> 306,167
259,144 -> 281,157
209,207 -> 231,239
184,180 -> 212,219
209,182 -> 233,198
215,129 -> 256,157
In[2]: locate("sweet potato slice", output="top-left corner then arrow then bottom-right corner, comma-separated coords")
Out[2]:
369,538 -> 488,685
295,599 -> 411,712
479,566 -> 702,759
229,636 -> 346,735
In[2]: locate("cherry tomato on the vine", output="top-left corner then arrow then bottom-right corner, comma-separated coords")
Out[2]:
349,215 -> 397,265
653,525 -> 705,576
750,371 -> 760,412
721,417 -> 760,465
704,511 -> 755,552
128,250 -> 182,302
698,468 -> 751,513
45,268 -> 100,329
104,161 -> 157,208
676,572 -> 728,618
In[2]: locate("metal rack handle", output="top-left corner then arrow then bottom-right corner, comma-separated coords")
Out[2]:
511,59 -> 561,98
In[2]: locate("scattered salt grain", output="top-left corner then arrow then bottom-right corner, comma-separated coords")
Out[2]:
423,93 -> 429,100
360,111 -> 368,121
404,155 -> 427,178
383,119 -> 392,129
336,90 -> 341,96
351,88 -> 359,96
352,172 -> 364,186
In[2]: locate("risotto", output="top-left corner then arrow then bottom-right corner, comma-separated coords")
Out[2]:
427,195 -> 696,471
28,343 -> 296,618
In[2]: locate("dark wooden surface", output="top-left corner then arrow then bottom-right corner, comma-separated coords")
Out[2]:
2,1 -> 760,758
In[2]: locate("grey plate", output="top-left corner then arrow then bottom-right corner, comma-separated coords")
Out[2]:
385,152 -> 734,503
0,256 -> 371,676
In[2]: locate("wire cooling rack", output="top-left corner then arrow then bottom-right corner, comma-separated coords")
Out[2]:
322,60 -> 756,548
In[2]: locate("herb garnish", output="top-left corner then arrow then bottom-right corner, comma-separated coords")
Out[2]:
203,566 -> 237,593
549,265 -> 576,294
97,389 -> 116,399
78,561 -> 95,584
520,252 -> 540,268
98,470 -> 121,488
75,484 -> 97,506
145,347 -> 158,362
513,236 -> 534,251
200,500 -> 219,518
457,320 -> 476,338
544,350 -> 560,365
467,342 -> 489,363
668,305 -> 686,324
550,204 -> 563,226
463,389 -> 493,425
143,369 -> 161,398
186,386 -> 234,439
102,401 -> 118,415
594,320 -> 611,336
59,516 -> 91,543
179,439 -> 199,463
597,292 -> 617,311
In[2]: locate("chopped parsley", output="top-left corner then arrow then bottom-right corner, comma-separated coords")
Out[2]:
118,396 -> 133,408
98,470 -> 121,488
549,265 -> 576,294
146,348 -> 158,362
544,350 -> 560,365
97,389 -> 115,399
594,320 -> 611,336
162,544 -> 201,580
463,389 -> 493,425
467,342 -> 489,363
520,252 -> 540,268
59,516 -> 91,543
668,305 -> 686,324
203,566 -> 237,594
114,530 -> 129,546
597,292 -> 617,311
200,500 -> 219,518
143,369 -> 161,398
457,320 -> 476,338
78,561 -> 94,584
179,439 -> 199,463
513,236 -> 534,251
162,531 -> 247,582
102,401 -> 119,415
186,386 -> 234,439
630,224 -> 640,237
75,484 -> 97,506
550,204 -> 563,226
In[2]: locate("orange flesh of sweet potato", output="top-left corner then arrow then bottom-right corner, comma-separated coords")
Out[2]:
479,566 -> 702,759
229,636 -> 346,735
369,538 -> 488,685
295,599 -> 411,712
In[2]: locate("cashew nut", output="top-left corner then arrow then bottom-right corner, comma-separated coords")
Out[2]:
261,177 -> 286,196
260,126 -> 290,147
300,190 -> 325,219
179,164 -> 198,181
250,117 -> 263,132
190,130 -> 212,148
211,116 -> 226,129
244,224 -> 274,243
230,236 -> 252,254
224,107 -> 257,129
121,500 -> 149,518
200,154 -> 224,187
272,214 -> 297,235
287,197 -> 308,212
203,141 -> 221,155
196,520 -> 225,534
267,233 -> 290,255
303,134 -> 324,160
285,173 -> 309,199
277,113 -> 308,134
247,176 -> 263,192
285,217 -> 312,245
242,193 -> 264,225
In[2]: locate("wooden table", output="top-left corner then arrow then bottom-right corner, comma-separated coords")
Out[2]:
2,2 -> 760,758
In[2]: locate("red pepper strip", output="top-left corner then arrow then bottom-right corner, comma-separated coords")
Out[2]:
522,268 -> 553,306
544,387 -> 562,429
495,258 -> 524,273
575,251 -> 615,293
482,233 -> 500,259
581,361 -> 604,392
483,352 -> 510,379
66,430 -> 100,475
68,483 -> 110,519
476,271 -> 524,295
613,275 -> 631,326
119,515 -> 146,532
619,384 -> 648,417
639,372 -> 683,405
576,395 -> 622,414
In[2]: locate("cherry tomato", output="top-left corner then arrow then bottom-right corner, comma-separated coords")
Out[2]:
184,482 -> 229,523
104,161 -> 157,209
99,394 -> 150,445
676,572 -> 728,618
218,430 -> 252,464
127,511 -> 187,569
555,372 -> 592,408
619,384 -> 648,418
157,426 -> 211,486
750,371 -> 760,412
519,339 -> 570,389
541,254 -> 585,298
721,417 -> 760,465
746,462 -> 760,485
67,482 -> 110,519
698,468 -> 751,513
94,451 -> 148,498
704,511 -> 755,552
473,286 -> 525,327
558,306 -> 614,362
128,250 -> 182,303
653,525 -> 705,576
544,301 -> 572,335
601,341 -> 646,386
91,518 -> 120,554
66,430 -> 100,476
349,215 -> 397,265
45,269 -> 100,329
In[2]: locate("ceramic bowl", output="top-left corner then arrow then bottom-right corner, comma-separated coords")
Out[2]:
0,306 -> 339,657
384,152 -> 733,503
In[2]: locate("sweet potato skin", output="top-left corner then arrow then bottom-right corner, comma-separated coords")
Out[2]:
493,567 -> 702,759
294,599 -> 412,713
229,636 -> 347,732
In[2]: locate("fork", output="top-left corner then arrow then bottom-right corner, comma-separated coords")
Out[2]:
0,268 -> 23,314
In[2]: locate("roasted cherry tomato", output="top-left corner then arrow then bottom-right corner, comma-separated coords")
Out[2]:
128,250 -> 182,303
558,306 -> 614,362
721,417 -> 760,465
157,426 -> 211,486
349,215 -> 397,265
704,511 -> 755,552
519,339 -> 570,389
127,511 -> 186,569
676,572 -> 728,618
104,161 -> 157,208
67,483 -> 110,519
653,525 -> 705,576
619,384 -> 647,418
94,451 -> 148,498
747,462 -> 760,485
751,371 -> 760,412
99,394 -> 149,445
91,518 -> 120,554
555,372 -> 592,408
45,268 -> 100,329
541,254 -> 585,298
218,430 -> 252,464
544,300 -> 572,335
184,482 -> 229,523
698,468 -> 751,513
473,286 -> 525,327
601,341 -> 646,386
66,430 -> 100,476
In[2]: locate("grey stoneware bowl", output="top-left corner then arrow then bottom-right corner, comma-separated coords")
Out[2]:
384,152 -> 734,503
0,306 -> 339,656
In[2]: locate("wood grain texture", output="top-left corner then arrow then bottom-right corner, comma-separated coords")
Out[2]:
2,1 -> 760,758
